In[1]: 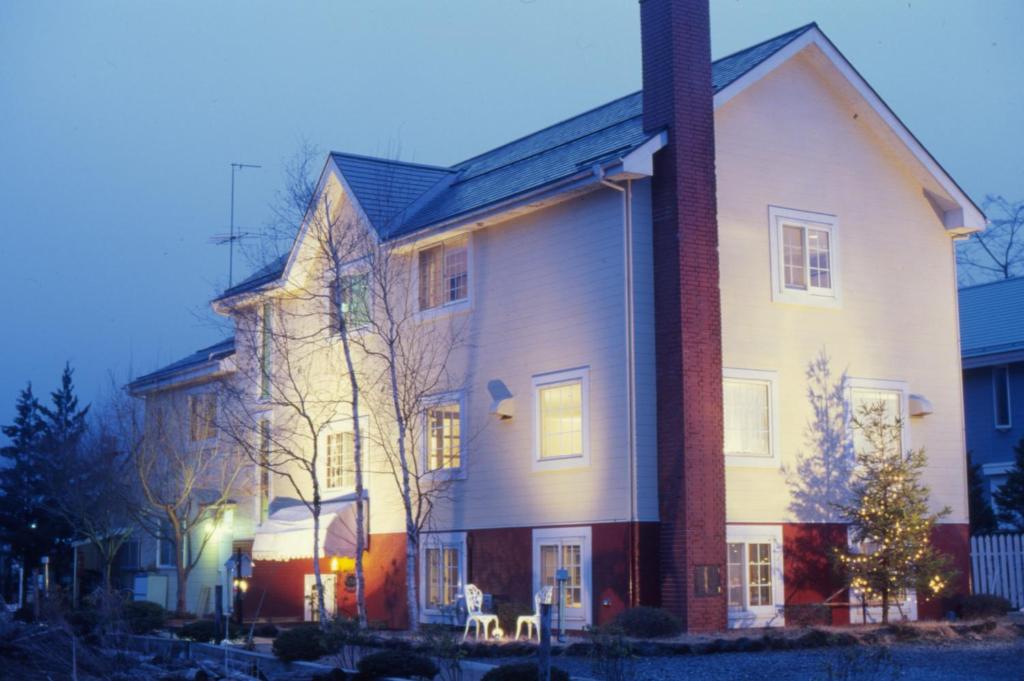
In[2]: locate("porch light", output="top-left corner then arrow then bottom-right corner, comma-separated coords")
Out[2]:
908,394 -> 933,417
233,578 -> 249,593
331,556 -> 356,573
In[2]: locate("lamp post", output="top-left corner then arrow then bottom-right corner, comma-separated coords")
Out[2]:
554,568 -> 568,643
233,548 -> 246,625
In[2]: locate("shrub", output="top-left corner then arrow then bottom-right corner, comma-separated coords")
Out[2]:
123,600 -> 166,634
68,609 -> 100,637
252,622 -> 279,638
612,607 -> 682,638
954,593 -> 1013,620
178,619 -> 243,642
355,650 -> 438,680
273,625 -> 325,662
481,662 -> 570,681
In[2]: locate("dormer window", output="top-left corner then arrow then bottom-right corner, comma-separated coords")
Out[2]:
418,236 -> 468,311
768,207 -> 840,307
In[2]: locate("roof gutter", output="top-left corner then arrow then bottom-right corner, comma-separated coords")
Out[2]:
127,354 -> 236,396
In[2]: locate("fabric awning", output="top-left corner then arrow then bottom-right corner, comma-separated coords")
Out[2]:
252,494 -> 366,562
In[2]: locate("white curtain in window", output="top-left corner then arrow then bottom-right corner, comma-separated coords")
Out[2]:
723,380 -> 770,457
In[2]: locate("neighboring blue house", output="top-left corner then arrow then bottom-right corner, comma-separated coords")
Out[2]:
960,276 -> 1024,509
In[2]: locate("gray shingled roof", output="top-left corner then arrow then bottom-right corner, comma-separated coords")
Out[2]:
959,277 -> 1024,359
128,338 -> 235,391
218,23 -> 816,299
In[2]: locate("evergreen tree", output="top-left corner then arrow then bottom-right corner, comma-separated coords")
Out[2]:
967,452 -> 998,534
993,437 -> 1024,530
835,401 -> 954,624
0,383 -> 49,564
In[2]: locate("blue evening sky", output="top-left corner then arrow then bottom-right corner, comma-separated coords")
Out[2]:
1,0 -> 1021,415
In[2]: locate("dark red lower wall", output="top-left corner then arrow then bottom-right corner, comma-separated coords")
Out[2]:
249,531 -> 407,628
251,521 -> 966,630
782,523 -> 850,625
780,522 -> 971,624
919,523 -> 971,620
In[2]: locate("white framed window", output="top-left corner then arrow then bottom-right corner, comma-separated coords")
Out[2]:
259,302 -> 272,399
533,526 -> 592,629
993,366 -> 1012,429
723,368 -> 779,467
332,272 -> 371,331
157,518 -> 176,569
768,206 -> 840,307
418,236 -> 469,311
423,394 -> 463,474
726,524 -> 784,628
321,418 -> 368,493
847,378 -> 909,455
325,431 -> 355,491
532,367 -> 589,470
419,532 -> 467,623
188,392 -> 217,442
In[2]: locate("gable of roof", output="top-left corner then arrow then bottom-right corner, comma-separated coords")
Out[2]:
330,153 -> 455,234
959,277 -> 1024,361
127,337 -> 235,393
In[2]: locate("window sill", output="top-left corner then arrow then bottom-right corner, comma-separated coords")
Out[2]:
533,454 -> 589,472
424,467 -> 466,482
417,299 -> 471,322
771,289 -> 841,309
725,453 -> 781,469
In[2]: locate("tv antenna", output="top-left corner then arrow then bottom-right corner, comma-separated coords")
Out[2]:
210,162 -> 261,287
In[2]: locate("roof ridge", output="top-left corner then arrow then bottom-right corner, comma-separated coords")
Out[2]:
959,275 -> 1024,292
453,115 -> 643,185
329,151 -> 454,173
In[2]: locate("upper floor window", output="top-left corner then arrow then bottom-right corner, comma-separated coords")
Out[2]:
848,379 -> 906,455
723,368 -> 778,467
260,302 -> 272,399
188,393 -> 217,442
994,366 -> 1012,429
325,430 -> 355,490
332,273 -> 370,330
425,400 -> 461,472
533,367 -> 589,469
768,206 -> 840,307
418,236 -> 468,311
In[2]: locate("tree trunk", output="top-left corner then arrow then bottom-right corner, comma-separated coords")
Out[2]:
339,322 -> 367,627
386,334 -> 418,630
311,492 -> 329,629
175,561 -> 188,615
881,589 -> 889,625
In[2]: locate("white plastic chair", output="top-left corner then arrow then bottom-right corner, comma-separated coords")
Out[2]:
461,584 -> 499,641
515,589 -> 544,642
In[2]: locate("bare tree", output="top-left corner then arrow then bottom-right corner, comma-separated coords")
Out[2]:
44,414 -> 134,595
957,195 -> 1024,285
219,152 -> 374,627
119,385 -> 248,615
356,232 -> 469,630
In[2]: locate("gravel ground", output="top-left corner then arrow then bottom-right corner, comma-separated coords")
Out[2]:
489,640 -> 1024,680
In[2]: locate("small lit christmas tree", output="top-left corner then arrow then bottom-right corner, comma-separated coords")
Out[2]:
834,401 -> 954,624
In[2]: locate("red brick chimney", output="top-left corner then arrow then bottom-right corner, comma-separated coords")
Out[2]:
641,0 -> 727,631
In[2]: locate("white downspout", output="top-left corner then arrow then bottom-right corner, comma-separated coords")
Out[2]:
601,177 -> 639,602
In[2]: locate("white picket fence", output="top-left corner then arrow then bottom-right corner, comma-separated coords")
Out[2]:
971,533 -> 1024,608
